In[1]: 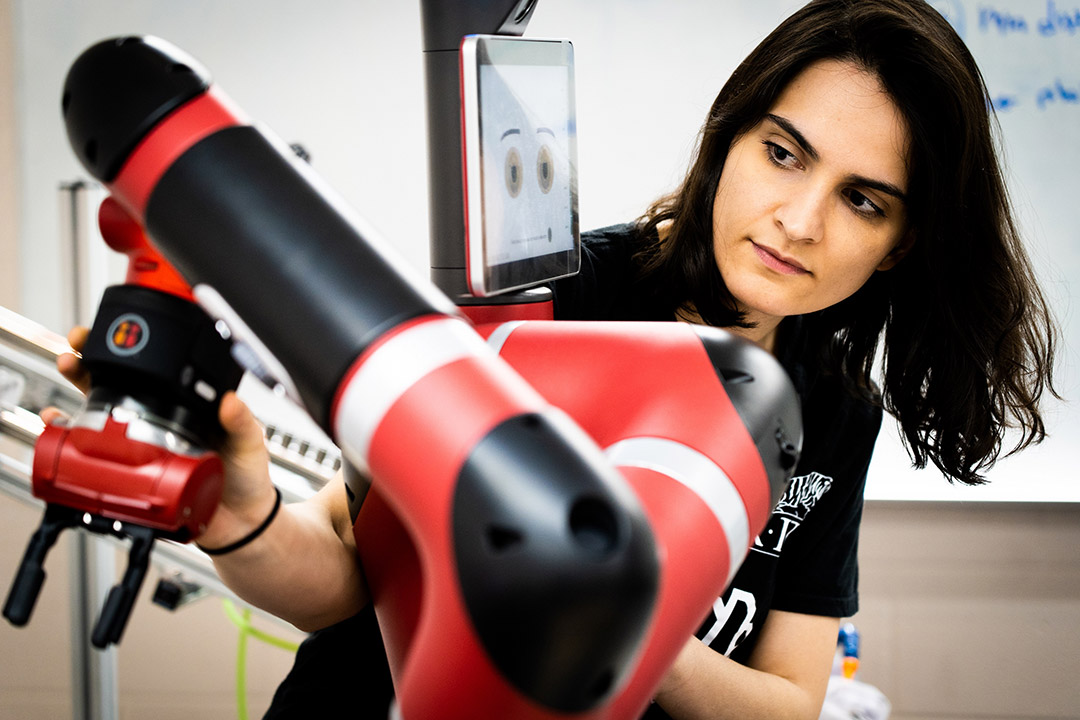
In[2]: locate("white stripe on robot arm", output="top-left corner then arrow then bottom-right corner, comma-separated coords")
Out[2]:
332,317 -> 493,474
606,437 -> 751,586
484,320 -> 526,355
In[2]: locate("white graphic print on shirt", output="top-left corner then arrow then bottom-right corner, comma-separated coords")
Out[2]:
751,471 -> 834,557
699,471 -> 835,656
700,589 -> 757,654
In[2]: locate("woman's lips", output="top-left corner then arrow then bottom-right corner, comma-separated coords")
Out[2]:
751,242 -> 810,275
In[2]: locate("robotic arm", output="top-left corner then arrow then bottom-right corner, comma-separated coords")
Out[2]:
5,28 -> 802,719
48,35 -> 661,714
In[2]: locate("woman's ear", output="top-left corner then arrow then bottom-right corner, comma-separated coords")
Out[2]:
877,229 -> 915,271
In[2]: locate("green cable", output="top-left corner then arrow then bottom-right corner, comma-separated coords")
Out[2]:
237,610 -> 249,720
222,599 -> 302,720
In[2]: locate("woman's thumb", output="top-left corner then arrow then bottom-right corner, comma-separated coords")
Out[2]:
218,391 -> 266,457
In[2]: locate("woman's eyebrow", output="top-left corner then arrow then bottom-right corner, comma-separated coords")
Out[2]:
849,174 -> 907,202
765,113 -> 907,202
765,113 -> 819,161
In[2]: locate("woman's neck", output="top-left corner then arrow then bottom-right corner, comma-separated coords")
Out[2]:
675,304 -> 783,355
729,322 -> 781,355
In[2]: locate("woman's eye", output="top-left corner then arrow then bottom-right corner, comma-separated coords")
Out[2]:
763,140 -> 800,169
505,147 -> 523,198
846,189 -> 885,218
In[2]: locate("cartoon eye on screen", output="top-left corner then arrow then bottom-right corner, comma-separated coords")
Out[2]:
461,35 -> 580,297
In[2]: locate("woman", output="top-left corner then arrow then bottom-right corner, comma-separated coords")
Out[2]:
548,2 -> 1056,717
550,0 -> 1058,716
51,0 -> 1057,717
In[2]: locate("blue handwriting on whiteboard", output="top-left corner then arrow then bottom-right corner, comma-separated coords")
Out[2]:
979,7 -> 1029,33
1036,79 -> 1080,108
1038,0 -> 1080,34
992,94 -> 1020,110
990,80 -> 1079,111
976,1 -> 1080,35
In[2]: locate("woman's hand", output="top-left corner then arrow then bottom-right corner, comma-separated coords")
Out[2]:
44,325 -> 278,548
195,389 -> 279,549
56,326 -> 91,392
38,327 -> 91,426
45,324 -> 365,626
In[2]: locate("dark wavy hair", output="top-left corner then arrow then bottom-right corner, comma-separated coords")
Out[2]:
636,0 -> 1058,485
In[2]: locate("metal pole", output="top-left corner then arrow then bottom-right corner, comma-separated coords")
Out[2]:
69,533 -> 119,720
58,180 -> 119,720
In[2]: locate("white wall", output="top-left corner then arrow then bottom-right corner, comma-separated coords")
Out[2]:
0,0 -> 18,312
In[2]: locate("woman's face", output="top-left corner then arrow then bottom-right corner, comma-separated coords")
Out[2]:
712,59 -> 911,333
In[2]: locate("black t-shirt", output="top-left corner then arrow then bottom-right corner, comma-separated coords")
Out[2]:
265,224 -> 881,719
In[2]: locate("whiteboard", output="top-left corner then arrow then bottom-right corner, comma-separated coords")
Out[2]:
11,0 -> 1078,501
865,0 -> 1080,502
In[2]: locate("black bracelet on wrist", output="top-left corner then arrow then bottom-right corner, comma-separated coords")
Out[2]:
197,487 -> 282,556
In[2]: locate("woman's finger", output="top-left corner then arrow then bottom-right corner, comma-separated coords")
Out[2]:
39,407 -> 69,426
67,326 -> 89,354
218,391 -> 273,485
57,350 -> 91,394
219,392 -> 267,454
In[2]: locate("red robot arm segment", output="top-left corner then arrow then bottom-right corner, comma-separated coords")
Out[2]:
337,315 -> 659,715
355,319 -> 801,718
98,196 -> 193,299
476,319 -> 802,717
32,410 -> 225,535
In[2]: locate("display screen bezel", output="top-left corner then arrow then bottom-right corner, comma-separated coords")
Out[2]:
460,34 -> 580,298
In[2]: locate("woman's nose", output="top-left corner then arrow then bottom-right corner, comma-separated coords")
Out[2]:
773,187 -> 826,244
